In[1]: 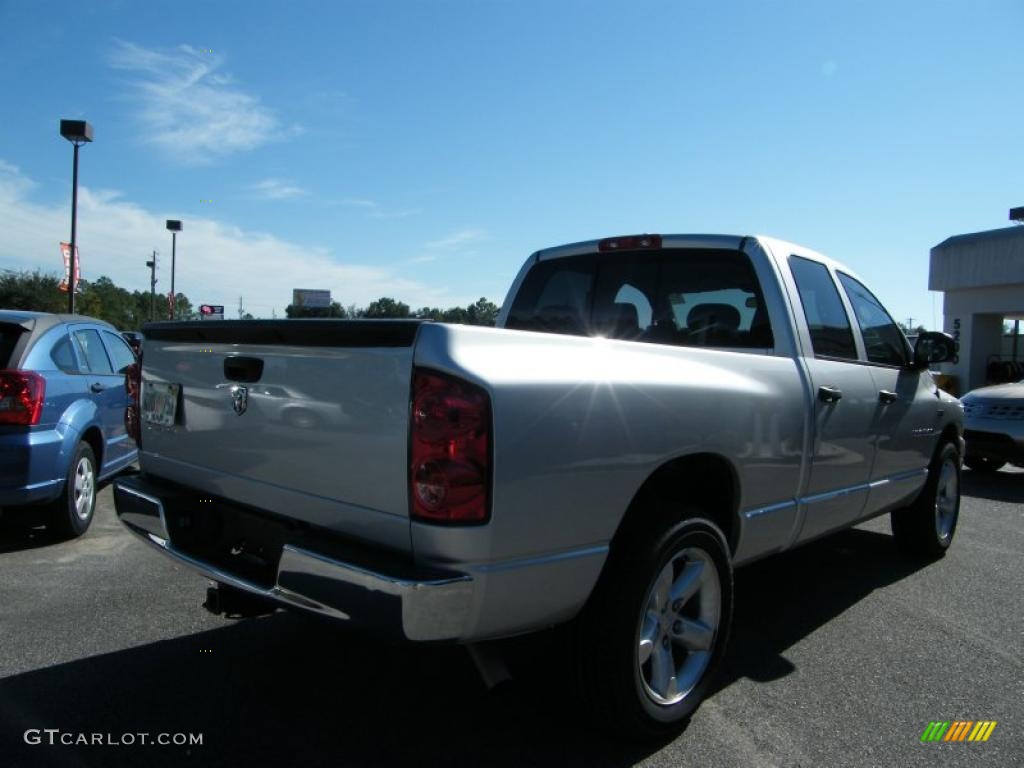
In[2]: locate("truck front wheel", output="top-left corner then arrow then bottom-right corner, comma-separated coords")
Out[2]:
891,441 -> 961,559
575,514 -> 733,739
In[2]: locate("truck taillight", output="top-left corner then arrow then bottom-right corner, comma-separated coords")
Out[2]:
125,361 -> 141,445
410,368 -> 491,524
0,370 -> 46,426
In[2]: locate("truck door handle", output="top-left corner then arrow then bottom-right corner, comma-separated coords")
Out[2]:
878,390 -> 898,405
90,383 -> 105,393
818,385 -> 842,404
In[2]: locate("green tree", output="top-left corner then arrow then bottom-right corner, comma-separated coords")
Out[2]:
364,297 -> 410,318
0,269 -> 65,313
172,293 -> 196,321
78,276 -> 140,329
441,306 -> 469,323
414,306 -> 445,321
465,297 -> 499,326
285,301 -> 347,318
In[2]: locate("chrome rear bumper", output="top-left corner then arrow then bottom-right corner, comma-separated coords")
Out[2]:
113,476 -> 473,641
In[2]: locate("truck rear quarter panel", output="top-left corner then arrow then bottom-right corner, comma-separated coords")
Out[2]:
412,323 -> 808,560
410,323 -> 808,636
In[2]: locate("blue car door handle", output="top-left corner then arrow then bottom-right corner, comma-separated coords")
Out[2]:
90,382 -> 105,393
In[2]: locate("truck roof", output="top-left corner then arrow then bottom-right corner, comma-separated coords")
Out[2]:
533,233 -> 858,280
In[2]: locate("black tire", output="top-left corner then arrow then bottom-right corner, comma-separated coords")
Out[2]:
47,441 -> 98,539
963,456 -> 1006,473
891,442 -> 960,559
575,512 -> 733,740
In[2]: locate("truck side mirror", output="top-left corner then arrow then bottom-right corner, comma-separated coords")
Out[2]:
910,331 -> 956,370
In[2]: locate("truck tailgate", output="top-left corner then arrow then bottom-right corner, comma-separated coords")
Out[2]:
137,320 -> 424,552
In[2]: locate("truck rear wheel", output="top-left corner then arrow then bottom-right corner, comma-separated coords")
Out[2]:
891,441 -> 961,559
575,514 -> 733,739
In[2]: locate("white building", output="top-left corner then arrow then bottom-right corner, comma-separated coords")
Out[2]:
930,225 -> 1024,395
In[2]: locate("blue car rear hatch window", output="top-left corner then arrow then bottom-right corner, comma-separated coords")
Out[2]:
0,324 -> 25,368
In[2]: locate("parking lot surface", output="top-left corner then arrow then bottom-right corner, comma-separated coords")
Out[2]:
1,469 -> 1022,767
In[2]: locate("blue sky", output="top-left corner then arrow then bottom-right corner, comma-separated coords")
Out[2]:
1,0 -> 1021,323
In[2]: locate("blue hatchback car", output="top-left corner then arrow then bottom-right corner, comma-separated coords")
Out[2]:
0,310 -> 138,537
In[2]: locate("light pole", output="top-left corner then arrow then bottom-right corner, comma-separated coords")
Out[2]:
166,220 -> 182,319
59,119 -> 93,314
146,251 -> 158,321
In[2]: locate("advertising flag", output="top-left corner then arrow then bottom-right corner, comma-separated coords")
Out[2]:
58,242 -> 81,293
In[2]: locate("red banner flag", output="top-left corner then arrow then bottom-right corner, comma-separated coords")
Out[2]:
58,242 -> 81,293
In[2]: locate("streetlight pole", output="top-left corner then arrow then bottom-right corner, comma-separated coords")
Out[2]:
166,220 -> 182,319
59,119 -> 93,314
146,251 -> 158,321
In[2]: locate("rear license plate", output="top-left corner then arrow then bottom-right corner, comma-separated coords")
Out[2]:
142,382 -> 181,426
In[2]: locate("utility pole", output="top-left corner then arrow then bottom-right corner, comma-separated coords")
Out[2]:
238,295 -> 244,319
146,251 -> 158,321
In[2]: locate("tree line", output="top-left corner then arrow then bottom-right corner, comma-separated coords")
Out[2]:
284,296 -> 499,325
1,269 -> 500,331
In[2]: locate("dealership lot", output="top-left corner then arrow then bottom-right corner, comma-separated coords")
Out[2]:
1,470 -> 1021,768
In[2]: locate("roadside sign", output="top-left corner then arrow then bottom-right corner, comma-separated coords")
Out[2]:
292,289 -> 331,308
199,304 -> 225,320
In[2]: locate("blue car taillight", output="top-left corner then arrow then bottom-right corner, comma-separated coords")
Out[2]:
0,370 -> 46,426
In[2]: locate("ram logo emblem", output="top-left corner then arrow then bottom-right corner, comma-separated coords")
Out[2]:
230,385 -> 249,416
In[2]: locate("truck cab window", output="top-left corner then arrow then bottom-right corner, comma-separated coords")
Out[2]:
508,248 -> 773,350
656,250 -> 774,349
592,256 -> 658,340
505,257 -> 594,335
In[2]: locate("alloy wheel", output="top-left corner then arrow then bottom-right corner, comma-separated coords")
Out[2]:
636,547 -> 721,706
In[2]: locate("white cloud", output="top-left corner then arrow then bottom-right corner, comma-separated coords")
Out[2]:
426,228 -> 489,250
250,178 -> 308,200
109,41 -> 300,164
0,162 -> 471,316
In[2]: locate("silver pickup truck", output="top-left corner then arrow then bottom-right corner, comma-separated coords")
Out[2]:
114,233 -> 962,737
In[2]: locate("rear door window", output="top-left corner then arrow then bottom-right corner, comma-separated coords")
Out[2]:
72,329 -> 114,375
788,256 -> 858,360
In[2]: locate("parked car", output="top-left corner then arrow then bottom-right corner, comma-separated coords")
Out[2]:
0,311 -> 139,537
121,330 -> 144,356
961,379 -> 1024,472
114,234 -> 960,738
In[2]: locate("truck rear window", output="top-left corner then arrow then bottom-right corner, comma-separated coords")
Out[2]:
506,248 -> 773,349
0,324 -> 24,368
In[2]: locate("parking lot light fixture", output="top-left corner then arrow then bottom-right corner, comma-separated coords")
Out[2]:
59,119 -> 93,315
166,220 -> 182,319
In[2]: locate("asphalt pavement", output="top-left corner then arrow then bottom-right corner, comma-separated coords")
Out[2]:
0,468 -> 1021,768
